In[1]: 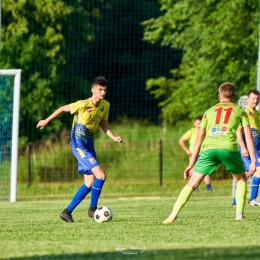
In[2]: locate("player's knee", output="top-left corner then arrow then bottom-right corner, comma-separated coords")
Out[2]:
91,165 -> 106,180
84,174 -> 95,187
97,173 -> 106,181
96,170 -> 106,180
233,173 -> 246,182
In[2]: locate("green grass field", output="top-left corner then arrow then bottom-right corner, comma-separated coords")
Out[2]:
1,186 -> 260,260
2,122 -> 259,259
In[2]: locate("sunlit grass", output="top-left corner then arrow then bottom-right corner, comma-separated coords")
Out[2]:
1,196 -> 260,259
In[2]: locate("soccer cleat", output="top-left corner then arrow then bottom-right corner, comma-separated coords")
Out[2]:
162,215 -> 176,224
235,216 -> 246,221
206,185 -> 212,191
60,211 -> 74,223
248,199 -> 260,206
88,206 -> 97,218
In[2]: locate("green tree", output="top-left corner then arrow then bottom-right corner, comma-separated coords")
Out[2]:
142,0 -> 259,124
82,0 -> 179,123
0,0 -> 100,142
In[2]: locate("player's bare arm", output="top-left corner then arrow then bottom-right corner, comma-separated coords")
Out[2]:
36,105 -> 71,129
100,120 -> 122,143
178,137 -> 192,156
184,128 -> 205,179
236,125 -> 249,157
243,125 -> 256,177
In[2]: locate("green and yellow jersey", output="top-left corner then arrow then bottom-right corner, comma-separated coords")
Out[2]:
200,102 -> 249,152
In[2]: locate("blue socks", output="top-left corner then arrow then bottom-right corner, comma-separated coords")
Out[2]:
90,178 -> 105,207
66,178 -> 105,212
206,184 -> 212,191
250,176 -> 260,201
67,184 -> 91,212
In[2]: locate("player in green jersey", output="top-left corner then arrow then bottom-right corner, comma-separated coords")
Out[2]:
179,117 -> 212,191
162,82 -> 256,224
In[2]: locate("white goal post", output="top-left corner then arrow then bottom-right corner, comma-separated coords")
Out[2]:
0,69 -> 21,202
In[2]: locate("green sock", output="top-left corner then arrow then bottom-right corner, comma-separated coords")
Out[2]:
236,181 -> 247,215
171,185 -> 194,217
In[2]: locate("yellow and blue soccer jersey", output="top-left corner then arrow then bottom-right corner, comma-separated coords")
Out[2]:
69,98 -> 110,174
181,128 -> 198,152
239,106 -> 260,171
69,98 -> 110,148
244,107 -> 260,137
200,102 -> 249,152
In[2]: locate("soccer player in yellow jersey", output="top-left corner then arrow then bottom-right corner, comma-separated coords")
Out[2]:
162,82 -> 256,224
37,76 -> 122,223
236,89 -> 260,206
179,117 -> 212,191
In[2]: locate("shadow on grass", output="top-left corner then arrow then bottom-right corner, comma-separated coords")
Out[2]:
8,246 -> 260,260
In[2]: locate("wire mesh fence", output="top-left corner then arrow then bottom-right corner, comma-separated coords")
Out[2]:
18,141 -> 228,187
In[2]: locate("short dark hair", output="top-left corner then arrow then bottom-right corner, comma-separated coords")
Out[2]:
247,89 -> 259,97
92,76 -> 108,88
218,82 -> 236,99
195,116 -> 202,121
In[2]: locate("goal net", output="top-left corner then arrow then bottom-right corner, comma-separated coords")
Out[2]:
237,95 -> 247,108
0,70 -> 21,202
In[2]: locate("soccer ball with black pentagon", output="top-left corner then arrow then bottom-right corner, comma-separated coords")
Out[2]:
94,206 -> 113,223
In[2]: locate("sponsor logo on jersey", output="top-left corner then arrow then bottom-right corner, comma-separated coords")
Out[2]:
89,157 -> 97,164
87,107 -> 92,113
90,114 -> 102,124
211,126 -> 227,135
251,129 -> 259,137
100,106 -> 104,112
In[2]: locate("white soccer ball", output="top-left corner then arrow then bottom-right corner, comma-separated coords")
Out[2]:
94,206 -> 113,223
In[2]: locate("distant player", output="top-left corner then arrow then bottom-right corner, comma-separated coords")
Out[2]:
162,82 -> 256,224
37,76 -> 122,223
235,89 -> 260,206
179,117 -> 212,191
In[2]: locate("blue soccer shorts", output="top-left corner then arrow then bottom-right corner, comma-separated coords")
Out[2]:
71,146 -> 100,175
239,133 -> 260,171
239,146 -> 260,172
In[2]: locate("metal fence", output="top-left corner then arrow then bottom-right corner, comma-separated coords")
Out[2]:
18,141 -> 227,186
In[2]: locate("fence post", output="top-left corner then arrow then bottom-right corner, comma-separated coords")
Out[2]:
159,139 -> 163,186
26,144 -> 31,187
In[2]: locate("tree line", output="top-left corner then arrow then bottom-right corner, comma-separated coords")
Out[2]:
0,0 -> 258,143
142,0 -> 259,123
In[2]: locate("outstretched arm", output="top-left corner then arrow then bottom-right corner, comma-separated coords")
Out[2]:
36,105 -> 70,129
100,120 -> 122,143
